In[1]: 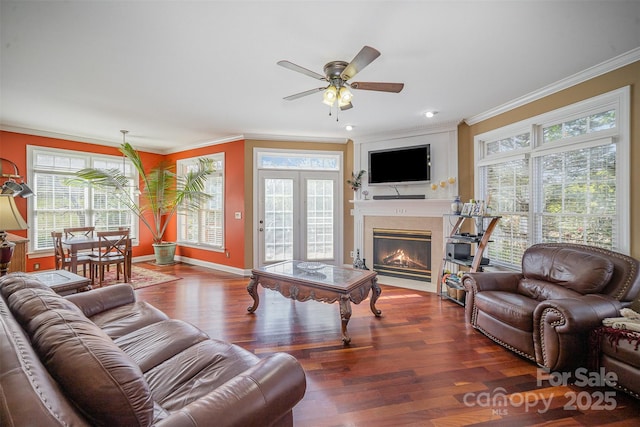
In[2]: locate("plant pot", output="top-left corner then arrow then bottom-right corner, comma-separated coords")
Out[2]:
153,242 -> 177,265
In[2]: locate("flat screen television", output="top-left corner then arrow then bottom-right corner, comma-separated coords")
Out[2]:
368,144 -> 431,185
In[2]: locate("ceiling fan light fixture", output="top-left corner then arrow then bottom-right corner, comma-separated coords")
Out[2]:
424,111 -> 437,118
338,86 -> 353,107
323,85 -> 337,106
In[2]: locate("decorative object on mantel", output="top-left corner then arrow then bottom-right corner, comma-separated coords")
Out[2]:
430,176 -> 456,192
347,170 -> 365,192
450,196 -> 463,214
353,249 -> 369,270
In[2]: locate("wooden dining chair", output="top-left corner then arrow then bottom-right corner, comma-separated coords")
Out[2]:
51,231 -> 92,277
89,230 -> 131,287
63,226 -> 95,239
63,226 -> 97,255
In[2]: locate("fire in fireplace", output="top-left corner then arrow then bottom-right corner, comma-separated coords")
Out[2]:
372,228 -> 431,281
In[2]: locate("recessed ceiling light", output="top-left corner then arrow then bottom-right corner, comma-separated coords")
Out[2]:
424,111 -> 437,118
345,125 -> 354,131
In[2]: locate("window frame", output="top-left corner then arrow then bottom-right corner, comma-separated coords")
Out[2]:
474,86 -> 630,269
26,145 -> 139,254
176,153 -> 225,251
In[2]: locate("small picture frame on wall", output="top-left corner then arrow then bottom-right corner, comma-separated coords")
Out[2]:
461,203 -> 473,216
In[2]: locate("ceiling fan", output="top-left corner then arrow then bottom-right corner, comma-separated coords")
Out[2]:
277,46 -> 404,112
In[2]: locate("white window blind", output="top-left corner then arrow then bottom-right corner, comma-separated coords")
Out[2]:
177,154 -> 224,250
27,146 -> 137,252
480,157 -> 530,266
534,141 -> 617,248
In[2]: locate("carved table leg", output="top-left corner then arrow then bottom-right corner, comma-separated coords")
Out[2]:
370,277 -> 382,317
339,294 -> 352,344
247,275 -> 259,313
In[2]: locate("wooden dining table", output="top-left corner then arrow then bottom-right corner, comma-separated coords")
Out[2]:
61,236 -> 132,279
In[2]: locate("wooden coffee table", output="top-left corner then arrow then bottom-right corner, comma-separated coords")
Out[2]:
247,260 -> 381,344
30,270 -> 91,295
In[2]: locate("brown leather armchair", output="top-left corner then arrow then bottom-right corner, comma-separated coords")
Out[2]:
463,243 -> 640,372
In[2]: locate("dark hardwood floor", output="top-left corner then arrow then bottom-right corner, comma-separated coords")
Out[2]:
133,262 -> 640,427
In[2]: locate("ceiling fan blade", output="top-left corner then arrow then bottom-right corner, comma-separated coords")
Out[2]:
277,60 -> 326,80
350,82 -> 404,93
340,102 -> 353,111
283,87 -> 325,100
340,46 -> 381,80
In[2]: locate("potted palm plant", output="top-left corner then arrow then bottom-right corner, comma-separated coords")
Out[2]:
68,142 -> 215,265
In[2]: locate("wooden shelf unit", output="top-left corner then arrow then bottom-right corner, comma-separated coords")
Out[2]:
437,214 -> 500,306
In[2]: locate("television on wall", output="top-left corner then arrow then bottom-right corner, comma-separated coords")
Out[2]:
368,144 -> 431,185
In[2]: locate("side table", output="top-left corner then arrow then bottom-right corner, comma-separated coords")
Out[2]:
30,270 -> 91,295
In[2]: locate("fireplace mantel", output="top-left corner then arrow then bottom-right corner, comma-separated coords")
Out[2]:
352,198 -> 451,217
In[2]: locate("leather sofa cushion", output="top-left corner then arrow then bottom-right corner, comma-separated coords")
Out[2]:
0,272 -> 50,299
0,296 -> 92,426
89,300 -> 169,339
30,308 -> 154,427
115,319 -> 210,372
7,287 -> 84,331
145,339 -> 261,411
522,246 -> 613,294
475,291 -> 538,332
517,278 -> 583,302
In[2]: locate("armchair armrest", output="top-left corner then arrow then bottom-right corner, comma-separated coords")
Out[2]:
156,353 -> 307,427
462,272 -> 522,324
65,283 -> 136,318
463,272 -> 522,293
533,295 -> 622,371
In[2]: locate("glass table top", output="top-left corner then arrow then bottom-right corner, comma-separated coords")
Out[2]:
256,260 -> 373,288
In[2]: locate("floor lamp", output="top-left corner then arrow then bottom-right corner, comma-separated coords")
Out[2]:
0,194 -> 28,276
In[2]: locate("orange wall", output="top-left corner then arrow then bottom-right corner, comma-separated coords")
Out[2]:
0,131 -> 245,271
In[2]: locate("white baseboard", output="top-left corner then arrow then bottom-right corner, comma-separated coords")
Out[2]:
131,254 -> 251,276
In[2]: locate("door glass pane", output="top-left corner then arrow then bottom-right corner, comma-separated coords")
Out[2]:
306,179 -> 333,260
264,178 -> 293,262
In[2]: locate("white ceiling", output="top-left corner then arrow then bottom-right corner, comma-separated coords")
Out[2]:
1,1 -> 639,153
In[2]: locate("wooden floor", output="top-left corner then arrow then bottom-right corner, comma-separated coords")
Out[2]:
133,262 -> 640,427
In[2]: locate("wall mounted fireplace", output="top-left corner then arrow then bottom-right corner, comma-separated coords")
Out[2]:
372,228 -> 431,281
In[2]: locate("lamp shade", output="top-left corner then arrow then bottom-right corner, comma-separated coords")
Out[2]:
322,85 -> 337,106
0,195 -> 28,231
338,86 -> 353,107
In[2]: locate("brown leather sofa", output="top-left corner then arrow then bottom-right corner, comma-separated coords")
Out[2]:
590,326 -> 640,399
0,273 -> 306,426
463,243 -> 640,372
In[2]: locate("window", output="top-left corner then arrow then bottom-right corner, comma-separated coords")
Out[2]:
475,87 -> 630,269
27,146 -> 137,252
177,154 -> 224,250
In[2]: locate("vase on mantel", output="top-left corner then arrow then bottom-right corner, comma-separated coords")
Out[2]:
451,196 -> 464,215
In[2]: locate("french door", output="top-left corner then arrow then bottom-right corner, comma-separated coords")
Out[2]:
257,169 -> 340,266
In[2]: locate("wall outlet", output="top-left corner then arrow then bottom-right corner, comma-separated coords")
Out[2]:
225,251 -> 230,258
350,251 -> 354,258
34,263 -> 40,270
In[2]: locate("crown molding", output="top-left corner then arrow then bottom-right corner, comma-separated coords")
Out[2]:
242,133 -> 349,144
355,119 -> 461,144
0,125 -> 170,154
465,47 -> 640,126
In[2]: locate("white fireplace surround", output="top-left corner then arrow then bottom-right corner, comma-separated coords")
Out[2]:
352,198 -> 451,292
